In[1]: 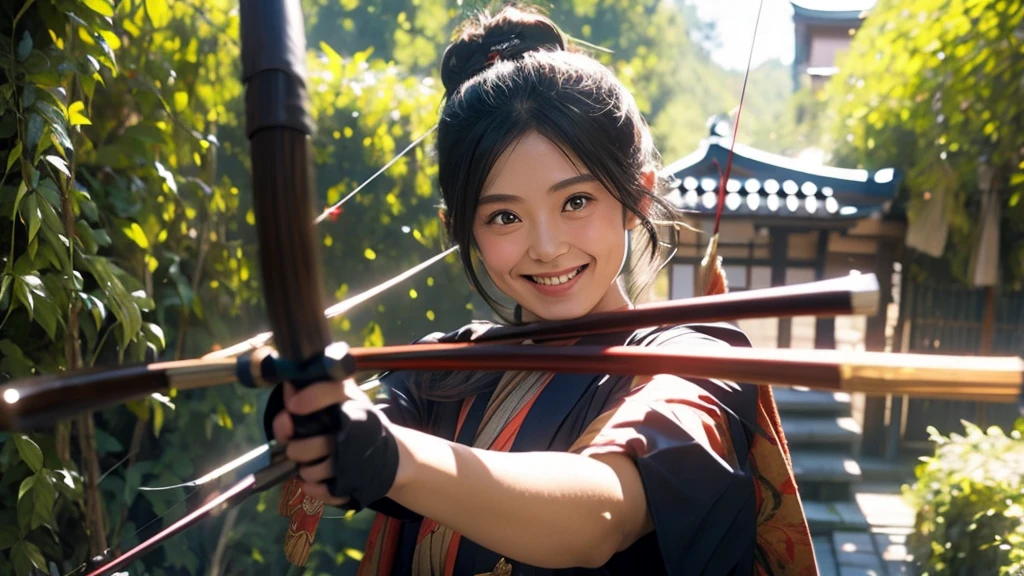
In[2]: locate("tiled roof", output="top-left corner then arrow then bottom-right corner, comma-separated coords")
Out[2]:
790,0 -> 875,20
662,137 -> 901,220
665,176 -> 886,219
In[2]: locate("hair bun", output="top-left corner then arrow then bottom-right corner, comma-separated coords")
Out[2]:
441,7 -> 567,98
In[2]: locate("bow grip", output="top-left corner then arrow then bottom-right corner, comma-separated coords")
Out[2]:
244,345 -> 358,439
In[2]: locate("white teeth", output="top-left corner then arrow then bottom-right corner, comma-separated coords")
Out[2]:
531,266 -> 582,286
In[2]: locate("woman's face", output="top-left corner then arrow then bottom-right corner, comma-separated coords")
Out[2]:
472,131 -> 637,321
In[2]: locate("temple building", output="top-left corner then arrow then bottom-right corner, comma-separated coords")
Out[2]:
791,0 -> 875,91
662,121 -> 903,354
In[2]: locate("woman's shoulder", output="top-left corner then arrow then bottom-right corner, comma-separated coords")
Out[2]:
626,322 -> 753,349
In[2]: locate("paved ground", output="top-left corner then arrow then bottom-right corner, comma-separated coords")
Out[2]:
813,482 -> 917,576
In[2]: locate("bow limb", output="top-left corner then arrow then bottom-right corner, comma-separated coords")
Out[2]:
241,0 -> 329,369
239,0 -> 340,567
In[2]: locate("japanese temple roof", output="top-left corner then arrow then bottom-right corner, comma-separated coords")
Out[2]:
790,0 -> 875,21
662,135 -> 902,221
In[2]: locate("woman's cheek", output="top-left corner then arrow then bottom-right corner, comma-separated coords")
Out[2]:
577,209 -> 626,258
474,229 -> 521,281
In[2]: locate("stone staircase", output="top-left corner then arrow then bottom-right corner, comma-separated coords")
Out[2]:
774,387 -> 879,575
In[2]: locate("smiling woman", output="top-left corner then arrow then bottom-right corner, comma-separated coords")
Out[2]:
265,5 -> 816,575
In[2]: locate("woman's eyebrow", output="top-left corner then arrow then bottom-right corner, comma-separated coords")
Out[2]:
477,193 -> 522,207
549,173 -> 596,192
477,174 -> 597,207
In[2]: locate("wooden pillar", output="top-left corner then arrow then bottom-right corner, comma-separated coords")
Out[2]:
771,230 -> 791,348
885,271 -> 911,461
975,285 -> 996,426
861,239 -> 896,458
814,230 -> 836,349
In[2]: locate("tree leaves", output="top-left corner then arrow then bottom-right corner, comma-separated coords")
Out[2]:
823,0 -> 1024,282
145,0 -> 172,28
16,32 -> 32,62
42,155 -> 69,178
82,0 -> 115,18
0,340 -> 33,378
5,143 -> 21,177
120,221 -> 150,250
67,101 -> 91,126
0,525 -> 17,551
10,540 -> 46,575
17,477 -> 35,503
13,437 -> 42,474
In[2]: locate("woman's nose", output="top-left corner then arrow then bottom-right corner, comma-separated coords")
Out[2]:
527,223 -> 570,262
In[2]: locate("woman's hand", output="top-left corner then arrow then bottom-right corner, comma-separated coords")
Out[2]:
271,378 -> 401,509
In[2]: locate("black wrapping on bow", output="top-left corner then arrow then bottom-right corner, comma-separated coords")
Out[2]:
241,0 -> 314,136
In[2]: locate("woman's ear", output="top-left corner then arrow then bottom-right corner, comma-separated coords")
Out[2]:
438,208 -> 447,226
641,170 -> 656,192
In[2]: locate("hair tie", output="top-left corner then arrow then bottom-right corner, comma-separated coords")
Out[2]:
485,35 -> 521,66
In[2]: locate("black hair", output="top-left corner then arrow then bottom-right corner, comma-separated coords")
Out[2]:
435,5 -> 676,323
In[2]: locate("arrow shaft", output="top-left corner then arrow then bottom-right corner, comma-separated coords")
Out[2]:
477,273 -> 878,344
348,344 -> 1024,404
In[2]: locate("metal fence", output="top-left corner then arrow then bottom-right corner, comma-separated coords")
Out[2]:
901,283 -> 1024,442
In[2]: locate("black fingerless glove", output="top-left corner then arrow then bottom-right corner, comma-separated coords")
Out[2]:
328,391 -> 401,510
262,383 -> 285,442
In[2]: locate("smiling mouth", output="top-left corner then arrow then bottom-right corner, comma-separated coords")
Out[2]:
525,264 -> 589,286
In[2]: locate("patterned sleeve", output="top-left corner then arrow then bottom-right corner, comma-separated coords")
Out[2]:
570,324 -> 818,575
568,325 -> 763,574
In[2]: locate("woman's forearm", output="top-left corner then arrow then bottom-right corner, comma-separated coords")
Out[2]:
385,425 -> 651,569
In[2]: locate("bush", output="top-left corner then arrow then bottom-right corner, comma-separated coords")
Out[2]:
904,419 -> 1024,576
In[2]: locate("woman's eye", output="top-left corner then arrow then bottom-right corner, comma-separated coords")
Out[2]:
564,195 -> 590,212
488,211 -> 521,226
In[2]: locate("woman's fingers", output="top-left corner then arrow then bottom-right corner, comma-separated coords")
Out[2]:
272,410 -> 293,444
276,379 -> 376,509
287,434 -> 333,464
284,379 -> 352,416
298,456 -> 335,484
297,480 -> 348,506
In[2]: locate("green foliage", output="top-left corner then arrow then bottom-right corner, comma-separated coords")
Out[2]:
821,0 -> 1024,284
904,420 -> 1024,575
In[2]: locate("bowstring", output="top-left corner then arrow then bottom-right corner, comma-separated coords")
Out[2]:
313,124 -> 438,224
714,0 -> 766,237
63,486 -> 201,576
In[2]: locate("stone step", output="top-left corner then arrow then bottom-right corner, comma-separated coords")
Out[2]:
813,536 -> 838,576
804,501 -> 870,534
791,451 -> 861,501
791,451 -> 862,483
856,457 -> 918,483
833,531 -> 885,575
772,387 -> 852,416
782,416 -> 862,449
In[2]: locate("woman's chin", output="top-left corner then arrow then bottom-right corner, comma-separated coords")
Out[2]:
517,298 -> 598,322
